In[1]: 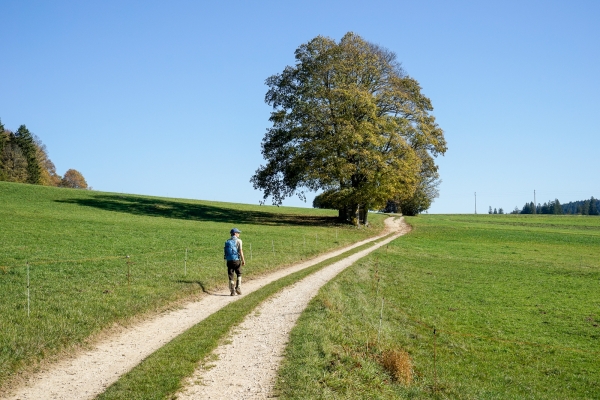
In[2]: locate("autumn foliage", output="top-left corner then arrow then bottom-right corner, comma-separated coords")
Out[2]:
0,118 -> 89,189
60,169 -> 88,189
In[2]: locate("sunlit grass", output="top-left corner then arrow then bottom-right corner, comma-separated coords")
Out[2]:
276,214 -> 600,399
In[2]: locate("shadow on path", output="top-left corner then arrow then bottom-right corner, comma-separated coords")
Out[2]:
176,280 -> 232,296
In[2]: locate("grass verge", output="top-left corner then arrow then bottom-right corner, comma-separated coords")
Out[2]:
276,214 -> 600,399
96,237 -> 390,400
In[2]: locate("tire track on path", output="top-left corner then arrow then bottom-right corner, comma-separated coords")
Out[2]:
176,218 -> 410,400
2,217 -> 403,400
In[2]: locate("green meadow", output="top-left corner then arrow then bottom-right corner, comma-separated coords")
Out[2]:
0,181 -> 386,388
276,214 -> 600,399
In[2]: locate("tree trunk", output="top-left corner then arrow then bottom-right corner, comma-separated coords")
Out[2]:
351,203 -> 360,226
338,207 -> 347,222
360,207 -> 369,226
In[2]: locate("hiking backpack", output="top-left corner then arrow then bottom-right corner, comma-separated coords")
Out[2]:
224,238 -> 239,261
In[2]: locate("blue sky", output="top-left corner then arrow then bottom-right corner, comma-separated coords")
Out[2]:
1,0 -> 598,213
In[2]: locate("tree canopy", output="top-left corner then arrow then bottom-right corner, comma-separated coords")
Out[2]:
251,32 -> 446,223
60,169 -> 88,189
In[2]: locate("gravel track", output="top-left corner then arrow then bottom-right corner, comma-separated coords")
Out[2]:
2,217 -> 405,400
176,218 -> 409,399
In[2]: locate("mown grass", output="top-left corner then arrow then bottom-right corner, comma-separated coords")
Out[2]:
276,214 -> 600,399
0,181 -> 385,389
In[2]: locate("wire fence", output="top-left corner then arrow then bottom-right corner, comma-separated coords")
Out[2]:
2,228 -> 367,321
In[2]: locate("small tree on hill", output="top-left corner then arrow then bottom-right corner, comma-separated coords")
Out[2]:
60,169 -> 88,189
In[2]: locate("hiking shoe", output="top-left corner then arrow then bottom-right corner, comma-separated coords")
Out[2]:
230,290 -> 235,296
235,287 -> 242,295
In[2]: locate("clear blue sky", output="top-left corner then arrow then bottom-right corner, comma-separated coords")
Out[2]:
2,0 -> 598,213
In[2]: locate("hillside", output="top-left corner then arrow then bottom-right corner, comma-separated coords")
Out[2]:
0,181 -> 386,388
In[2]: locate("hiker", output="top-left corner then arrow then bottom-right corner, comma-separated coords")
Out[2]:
224,227 -> 245,296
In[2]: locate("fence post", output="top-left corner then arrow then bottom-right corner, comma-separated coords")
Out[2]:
126,255 -> 131,289
27,261 -> 30,317
433,328 -> 438,393
377,297 -> 385,344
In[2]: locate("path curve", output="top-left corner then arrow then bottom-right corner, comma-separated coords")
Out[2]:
2,217 -> 406,400
176,218 -> 410,399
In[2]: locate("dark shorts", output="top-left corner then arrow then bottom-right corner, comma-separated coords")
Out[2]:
227,260 -> 242,281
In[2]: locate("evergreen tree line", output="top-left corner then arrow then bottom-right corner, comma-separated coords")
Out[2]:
0,119 -> 88,189
516,197 -> 599,215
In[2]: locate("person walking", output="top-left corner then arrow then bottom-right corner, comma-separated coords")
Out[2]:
224,228 -> 245,296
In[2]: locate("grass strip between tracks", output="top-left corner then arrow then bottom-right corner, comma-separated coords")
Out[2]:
97,234 -> 394,400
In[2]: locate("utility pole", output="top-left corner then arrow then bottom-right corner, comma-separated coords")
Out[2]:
475,192 -> 477,214
534,190 -> 536,214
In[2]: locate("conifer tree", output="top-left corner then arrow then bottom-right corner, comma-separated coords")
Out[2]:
14,125 -> 41,184
589,197 -> 599,215
582,200 -> 590,215
553,199 -> 562,214
0,119 -> 7,180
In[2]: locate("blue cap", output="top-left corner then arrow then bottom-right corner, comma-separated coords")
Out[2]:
230,228 -> 241,234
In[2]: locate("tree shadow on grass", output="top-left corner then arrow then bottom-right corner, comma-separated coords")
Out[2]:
57,194 -> 337,227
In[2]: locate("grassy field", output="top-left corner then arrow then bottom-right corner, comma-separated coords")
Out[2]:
276,214 -> 600,399
0,181 -> 386,389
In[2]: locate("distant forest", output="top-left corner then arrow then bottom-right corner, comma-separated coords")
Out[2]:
0,119 -> 88,189
492,197 -> 600,215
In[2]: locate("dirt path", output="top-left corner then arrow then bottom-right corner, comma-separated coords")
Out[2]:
176,218 -> 410,399
2,217 -> 406,400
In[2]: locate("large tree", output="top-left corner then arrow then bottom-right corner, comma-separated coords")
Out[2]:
251,32 -> 446,224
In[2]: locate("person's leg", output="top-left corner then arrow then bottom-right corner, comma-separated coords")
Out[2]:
227,262 -> 236,295
235,265 -> 242,294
